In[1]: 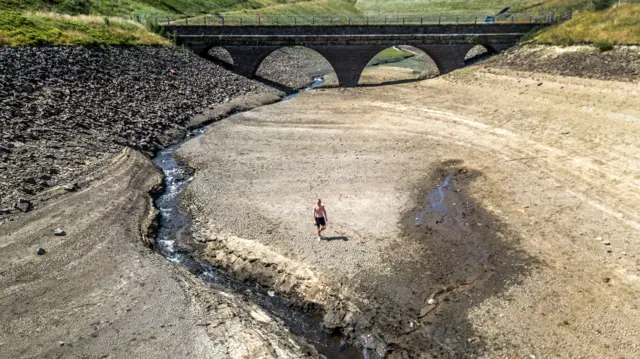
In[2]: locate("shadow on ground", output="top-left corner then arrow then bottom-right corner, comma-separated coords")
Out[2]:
322,236 -> 349,242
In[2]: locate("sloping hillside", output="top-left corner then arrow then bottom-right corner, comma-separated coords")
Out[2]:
0,0 -> 322,16
354,0 -> 529,15
3,0 -> 640,16
532,3 -> 640,45
0,11 -> 169,45
223,0 -> 360,16
1,0 -> 614,16
1,0 -> 638,46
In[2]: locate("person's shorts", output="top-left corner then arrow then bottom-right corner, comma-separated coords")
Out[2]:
315,217 -> 326,228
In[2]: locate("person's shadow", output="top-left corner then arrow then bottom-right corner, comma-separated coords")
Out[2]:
322,236 -> 349,242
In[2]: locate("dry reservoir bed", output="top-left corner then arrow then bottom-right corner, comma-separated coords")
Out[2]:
178,66 -> 640,358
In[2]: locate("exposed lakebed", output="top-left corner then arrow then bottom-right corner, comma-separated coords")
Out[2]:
151,78 -> 366,359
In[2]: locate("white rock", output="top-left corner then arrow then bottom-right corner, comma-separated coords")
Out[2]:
249,309 -> 271,323
595,236 -> 602,241
427,298 -> 436,305
603,240 -> 611,245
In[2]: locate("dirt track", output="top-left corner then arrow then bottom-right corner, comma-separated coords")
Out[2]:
179,65 -> 640,357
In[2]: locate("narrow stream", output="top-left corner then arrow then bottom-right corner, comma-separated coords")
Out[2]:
151,77 -> 364,359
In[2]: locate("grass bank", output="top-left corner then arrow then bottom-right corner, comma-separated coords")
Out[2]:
0,0 -> 327,16
354,0 -> 531,15
532,4 -> 640,45
223,0 -> 360,16
0,11 -> 169,46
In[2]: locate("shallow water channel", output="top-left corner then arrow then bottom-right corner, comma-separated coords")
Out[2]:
151,78 -> 365,359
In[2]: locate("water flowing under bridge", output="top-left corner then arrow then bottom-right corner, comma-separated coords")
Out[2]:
161,13 -> 569,87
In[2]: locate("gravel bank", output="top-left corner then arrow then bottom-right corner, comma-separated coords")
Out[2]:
488,45 -> 640,81
257,46 -> 338,89
0,46 -> 280,213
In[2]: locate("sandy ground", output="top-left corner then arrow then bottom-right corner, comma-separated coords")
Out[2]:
179,65 -> 640,357
0,148 -> 309,359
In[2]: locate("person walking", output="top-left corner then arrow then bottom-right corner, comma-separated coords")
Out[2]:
313,199 -> 328,241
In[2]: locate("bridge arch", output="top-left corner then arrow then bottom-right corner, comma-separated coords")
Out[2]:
207,47 -> 234,67
254,46 -> 338,89
196,43 -> 513,88
464,44 -> 495,65
358,45 -> 440,86
200,46 -> 233,70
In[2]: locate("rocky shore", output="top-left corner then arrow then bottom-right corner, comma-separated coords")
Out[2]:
488,45 -> 640,81
0,46 -> 281,214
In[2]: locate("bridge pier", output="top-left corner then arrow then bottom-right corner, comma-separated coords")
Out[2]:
224,46 -> 280,78
418,45 -> 475,74
310,45 -> 386,87
483,43 -> 513,54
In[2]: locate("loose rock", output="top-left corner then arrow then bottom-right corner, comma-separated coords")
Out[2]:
0,46 -> 274,210
35,247 -> 46,255
62,183 -> 80,192
323,309 -> 346,333
15,199 -> 32,213
54,228 -> 66,236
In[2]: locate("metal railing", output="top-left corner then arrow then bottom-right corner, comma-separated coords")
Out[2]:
140,11 -> 572,27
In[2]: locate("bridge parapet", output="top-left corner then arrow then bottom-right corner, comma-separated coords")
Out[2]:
164,24 -> 541,37
155,12 -> 569,27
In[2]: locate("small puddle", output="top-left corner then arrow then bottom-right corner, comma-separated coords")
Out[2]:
416,175 -> 452,226
151,77 -> 364,359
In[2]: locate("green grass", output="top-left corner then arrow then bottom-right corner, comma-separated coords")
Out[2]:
0,0 -> 326,16
3,0 -> 639,17
0,0 -> 269,16
224,0 -> 360,16
354,0 -> 532,15
0,11 -> 169,45
0,0 -> 166,15
368,47 -> 413,63
0,0 -> 576,17
532,4 -> 640,45
514,0 -> 592,13
2,0 -> 639,47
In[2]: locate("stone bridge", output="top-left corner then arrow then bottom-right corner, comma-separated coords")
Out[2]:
163,24 -> 541,87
